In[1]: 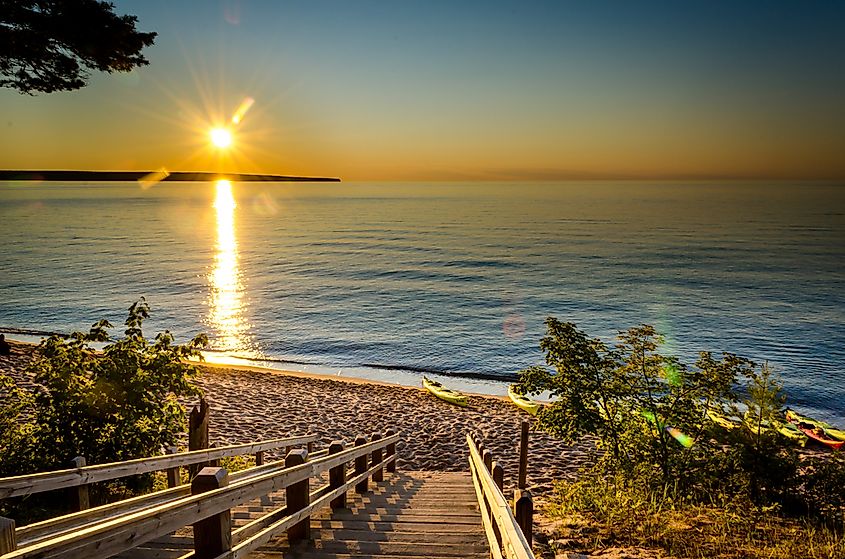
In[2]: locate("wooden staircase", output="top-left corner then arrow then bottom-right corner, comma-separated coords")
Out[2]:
1,429 -> 535,559
271,472 -> 487,559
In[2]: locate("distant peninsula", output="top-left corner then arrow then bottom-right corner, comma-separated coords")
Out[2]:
0,170 -> 341,182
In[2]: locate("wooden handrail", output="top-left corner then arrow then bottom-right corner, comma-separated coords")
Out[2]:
1,433 -> 399,559
466,434 -> 534,559
0,435 -> 318,499
15,451 -> 313,548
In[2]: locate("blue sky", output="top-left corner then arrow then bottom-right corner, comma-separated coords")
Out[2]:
1,0 -> 843,179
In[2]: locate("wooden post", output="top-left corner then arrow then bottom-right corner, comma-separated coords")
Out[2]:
285,445 -> 292,456
255,451 -> 264,466
328,441 -> 347,509
371,432 -> 383,482
518,420 -> 529,489
189,398 -> 210,477
513,488 -> 533,547
354,435 -> 368,494
385,429 -> 396,472
70,456 -> 90,511
492,462 -> 504,553
207,442 -> 220,468
166,447 -> 180,488
492,462 -> 504,491
285,449 -> 310,543
307,440 -> 314,454
0,517 -> 16,554
191,467 -> 231,559
482,449 -> 493,472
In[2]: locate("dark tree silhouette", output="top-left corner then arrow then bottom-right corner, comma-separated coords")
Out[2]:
0,0 -> 156,94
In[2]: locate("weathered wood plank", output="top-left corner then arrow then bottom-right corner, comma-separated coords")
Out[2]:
0,435 -> 318,499
191,468 -> 232,559
2,435 -> 397,559
16,458 -> 290,547
0,517 -> 16,554
313,529 -> 486,544
467,435 -> 534,559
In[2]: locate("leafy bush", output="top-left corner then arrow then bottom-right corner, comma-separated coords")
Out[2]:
516,319 -> 777,500
1,299 -> 207,517
28,299 -> 207,474
0,373 -> 36,477
517,318 -> 836,514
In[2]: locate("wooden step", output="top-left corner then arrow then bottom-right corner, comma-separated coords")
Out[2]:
313,519 -> 482,533
314,529 -> 486,544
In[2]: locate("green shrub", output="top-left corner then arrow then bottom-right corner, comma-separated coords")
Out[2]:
0,299 -> 207,519
516,319 -> 758,499
0,373 -> 36,477
518,318 -> 839,519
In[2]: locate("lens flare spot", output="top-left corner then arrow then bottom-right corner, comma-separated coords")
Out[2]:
252,191 -> 279,216
231,97 -> 255,125
502,314 -> 526,340
666,426 -> 694,448
138,167 -> 170,190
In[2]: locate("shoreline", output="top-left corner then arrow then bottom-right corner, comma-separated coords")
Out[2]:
0,339 -> 593,495
1,330 -> 520,397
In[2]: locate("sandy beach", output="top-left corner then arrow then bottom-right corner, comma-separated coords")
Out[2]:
0,339 -> 594,496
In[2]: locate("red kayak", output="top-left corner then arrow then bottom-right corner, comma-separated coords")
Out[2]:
795,423 -> 844,450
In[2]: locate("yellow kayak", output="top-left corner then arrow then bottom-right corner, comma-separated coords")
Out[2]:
508,385 -> 541,416
707,409 -> 740,430
773,420 -> 807,446
422,376 -> 468,407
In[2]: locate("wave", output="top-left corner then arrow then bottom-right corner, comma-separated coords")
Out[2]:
201,348 -> 518,382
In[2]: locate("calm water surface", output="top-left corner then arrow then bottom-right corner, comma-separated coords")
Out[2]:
1,181 -> 843,424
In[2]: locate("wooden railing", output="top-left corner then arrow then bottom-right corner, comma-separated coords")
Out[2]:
467,432 -> 534,559
12,442 -> 320,549
0,430 -> 399,559
0,435 -> 318,501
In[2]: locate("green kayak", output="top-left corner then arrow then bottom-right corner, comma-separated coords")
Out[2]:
422,376 -> 468,407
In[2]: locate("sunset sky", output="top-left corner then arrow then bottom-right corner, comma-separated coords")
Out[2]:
1,0 -> 844,180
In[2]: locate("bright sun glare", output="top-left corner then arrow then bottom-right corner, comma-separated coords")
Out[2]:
210,127 -> 233,148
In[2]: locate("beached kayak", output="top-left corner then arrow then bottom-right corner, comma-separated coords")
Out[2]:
707,409 -> 740,430
773,420 -> 807,446
422,376 -> 468,407
786,408 -> 845,442
508,385 -> 541,416
794,424 -> 844,450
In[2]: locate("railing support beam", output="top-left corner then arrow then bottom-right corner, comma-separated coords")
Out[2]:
0,517 -> 16,554
285,449 -> 310,543
328,441 -> 347,509
518,420 -> 529,489
70,456 -> 90,511
371,433 -> 383,482
514,488 -> 533,547
191,467 -> 232,559
354,435 -> 368,494
385,429 -> 396,472
166,446 -> 181,488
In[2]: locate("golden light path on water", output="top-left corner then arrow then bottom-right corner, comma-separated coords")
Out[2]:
207,179 -> 249,353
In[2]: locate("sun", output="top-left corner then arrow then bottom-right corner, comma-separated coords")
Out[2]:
210,127 -> 233,148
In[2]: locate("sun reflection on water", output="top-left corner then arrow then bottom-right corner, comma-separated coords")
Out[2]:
207,179 -> 251,354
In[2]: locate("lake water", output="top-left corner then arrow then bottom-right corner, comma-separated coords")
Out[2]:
1,180 -> 843,424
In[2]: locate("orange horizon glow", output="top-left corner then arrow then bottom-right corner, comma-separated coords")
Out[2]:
2,2 -> 844,183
